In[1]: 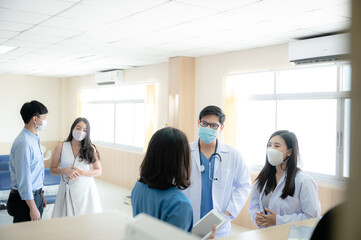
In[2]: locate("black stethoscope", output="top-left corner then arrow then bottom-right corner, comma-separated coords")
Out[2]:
198,139 -> 222,181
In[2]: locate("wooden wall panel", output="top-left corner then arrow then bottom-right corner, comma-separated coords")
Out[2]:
318,184 -> 333,214
96,146 -> 144,190
168,56 -> 195,140
331,187 -> 346,207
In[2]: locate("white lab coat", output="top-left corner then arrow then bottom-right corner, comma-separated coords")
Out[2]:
183,139 -> 252,237
249,171 -> 321,228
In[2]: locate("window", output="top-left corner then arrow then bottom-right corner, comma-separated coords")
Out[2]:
225,64 -> 351,181
80,84 -> 156,151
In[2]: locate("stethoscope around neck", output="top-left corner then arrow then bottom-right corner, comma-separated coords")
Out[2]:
198,139 -> 222,181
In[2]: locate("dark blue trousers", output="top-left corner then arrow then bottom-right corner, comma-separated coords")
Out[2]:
7,189 -> 44,223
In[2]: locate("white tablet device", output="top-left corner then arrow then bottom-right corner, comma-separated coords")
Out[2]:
192,209 -> 227,240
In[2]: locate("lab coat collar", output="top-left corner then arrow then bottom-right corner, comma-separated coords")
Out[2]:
262,171 -> 288,199
190,138 -> 230,153
190,138 -> 229,174
216,139 -> 229,153
259,171 -> 287,197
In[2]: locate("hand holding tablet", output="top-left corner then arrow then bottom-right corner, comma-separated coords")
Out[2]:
192,209 -> 227,239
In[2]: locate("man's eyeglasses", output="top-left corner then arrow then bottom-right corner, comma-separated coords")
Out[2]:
200,121 -> 220,130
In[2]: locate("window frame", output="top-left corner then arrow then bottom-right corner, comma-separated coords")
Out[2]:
80,83 -> 156,152
225,63 -> 351,183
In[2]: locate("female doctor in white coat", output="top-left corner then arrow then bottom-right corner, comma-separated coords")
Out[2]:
183,106 -> 252,238
249,130 -> 321,228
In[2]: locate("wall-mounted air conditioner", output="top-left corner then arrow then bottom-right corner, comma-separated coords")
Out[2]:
288,33 -> 350,65
94,70 -> 124,85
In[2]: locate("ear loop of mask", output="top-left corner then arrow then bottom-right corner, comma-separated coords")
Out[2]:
280,149 -> 292,171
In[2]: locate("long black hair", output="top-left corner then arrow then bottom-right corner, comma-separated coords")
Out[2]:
255,130 -> 300,199
139,127 -> 191,190
65,117 -> 100,164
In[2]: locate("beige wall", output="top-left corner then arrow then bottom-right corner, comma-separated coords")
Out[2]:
0,74 -> 62,143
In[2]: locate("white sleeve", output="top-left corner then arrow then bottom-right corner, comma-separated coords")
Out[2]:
276,175 -> 321,225
225,153 -> 252,220
249,182 -> 262,228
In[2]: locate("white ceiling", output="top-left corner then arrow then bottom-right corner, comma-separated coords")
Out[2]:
0,0 -> 352,78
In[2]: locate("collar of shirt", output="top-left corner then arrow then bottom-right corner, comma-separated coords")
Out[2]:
22,128 -> 40,142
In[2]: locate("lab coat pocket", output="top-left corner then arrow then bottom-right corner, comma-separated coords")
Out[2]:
213,168 -> 231,189
213,169 -> 231,212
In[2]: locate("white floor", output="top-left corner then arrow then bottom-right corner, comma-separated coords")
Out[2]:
0,179 -> 249,234
0,179 -> 132,226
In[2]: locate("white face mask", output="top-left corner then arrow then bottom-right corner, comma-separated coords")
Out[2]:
72,129 -> 86,142
267,148 -> 289,166
36,118 -> 47,131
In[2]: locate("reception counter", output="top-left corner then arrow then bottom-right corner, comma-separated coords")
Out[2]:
0,212 -> 319,240
220,218 -> 320,240
0,211 -> 132,240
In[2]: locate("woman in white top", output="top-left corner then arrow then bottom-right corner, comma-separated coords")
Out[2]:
249,130 -> 321,228
50,117 -> 102,217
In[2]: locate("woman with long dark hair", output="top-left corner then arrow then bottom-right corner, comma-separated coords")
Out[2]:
249,130 -> 321,228
50,117 -> 102,217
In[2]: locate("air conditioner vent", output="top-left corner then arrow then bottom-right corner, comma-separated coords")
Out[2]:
291,55 -> 349,65
94,70 -> 124,85
289,33 -> 350,65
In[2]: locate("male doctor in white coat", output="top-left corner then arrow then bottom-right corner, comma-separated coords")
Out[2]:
183,105 -> 252,238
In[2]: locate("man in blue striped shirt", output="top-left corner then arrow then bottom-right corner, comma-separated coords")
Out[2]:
7,100 -> 48,222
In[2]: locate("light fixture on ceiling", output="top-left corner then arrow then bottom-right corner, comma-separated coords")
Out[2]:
29,68 -> 46,74
73,55 -> 106,62
0,45 -> 18,55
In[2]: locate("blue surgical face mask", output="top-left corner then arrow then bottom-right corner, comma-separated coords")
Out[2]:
198,126 -> 218,144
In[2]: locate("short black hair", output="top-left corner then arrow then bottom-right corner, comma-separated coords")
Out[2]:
199,105 -> 226,125
139,127 -> 191,190
20,100 -> 48,124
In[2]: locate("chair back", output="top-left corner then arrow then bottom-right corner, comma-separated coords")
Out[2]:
0,162 -> 9,171
0,171 -> 11,190
0,155 -> 10,162
44,168 -> 61,186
